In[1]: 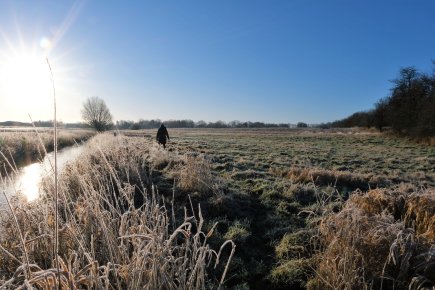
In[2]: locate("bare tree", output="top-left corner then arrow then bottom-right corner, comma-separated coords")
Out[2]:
373,97 -> 389,131
81,96 -> 113,132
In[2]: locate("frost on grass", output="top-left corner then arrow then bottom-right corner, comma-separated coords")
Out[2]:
309,188 -> 435,289
0,134 -> 235,289
0,129 -> 94,172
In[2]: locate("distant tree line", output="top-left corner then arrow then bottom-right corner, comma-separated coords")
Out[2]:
1,119 -> 312,130
0,121 -> 31,127
115,119 -> 296,130
0,120 -> 87,128
321,61 -> 435,137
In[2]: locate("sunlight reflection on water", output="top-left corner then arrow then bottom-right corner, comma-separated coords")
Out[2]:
1,145 -> 84,204
15,163 -> 44,202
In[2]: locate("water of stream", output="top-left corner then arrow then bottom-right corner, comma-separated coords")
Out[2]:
0,145 -> 84,207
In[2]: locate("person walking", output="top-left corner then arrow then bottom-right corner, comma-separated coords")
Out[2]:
156,123 -> 170,149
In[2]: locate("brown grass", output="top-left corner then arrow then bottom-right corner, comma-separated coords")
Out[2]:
0,129 -> 94,171
2,128 -> 434,289
178,153 -> 214,193
287,167 -> 390,190
148,142 -> 171,169
0,134 -> 235,289
310,188 -> 435,290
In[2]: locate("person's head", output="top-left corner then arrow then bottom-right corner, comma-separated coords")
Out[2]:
160,123 -> 165,128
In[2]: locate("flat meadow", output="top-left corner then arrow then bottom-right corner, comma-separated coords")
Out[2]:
121,128 -> 435,289
0,128 -> 434,289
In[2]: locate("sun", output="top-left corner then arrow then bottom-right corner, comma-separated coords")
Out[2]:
0,52 -> 52,110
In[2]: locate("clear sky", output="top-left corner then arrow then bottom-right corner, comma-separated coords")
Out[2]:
0,0 -> 434,124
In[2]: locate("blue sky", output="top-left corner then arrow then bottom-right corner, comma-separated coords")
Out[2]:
0,0 -> 434,124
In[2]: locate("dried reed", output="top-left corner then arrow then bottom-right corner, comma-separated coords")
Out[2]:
0,134 -> 235,289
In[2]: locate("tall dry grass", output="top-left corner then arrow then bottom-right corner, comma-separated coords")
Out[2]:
0,134 -> 235,289
309,187 -> 435,290
0,130 -> 94,171
178,153 -> 217,194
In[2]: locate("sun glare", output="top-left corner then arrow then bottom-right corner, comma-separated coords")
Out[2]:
0,52 -> 52,109
16,163 -> 43,202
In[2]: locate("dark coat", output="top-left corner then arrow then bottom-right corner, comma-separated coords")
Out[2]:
156,125 -> 169,144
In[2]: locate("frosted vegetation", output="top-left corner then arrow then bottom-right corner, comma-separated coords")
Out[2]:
0,128 -> 434,289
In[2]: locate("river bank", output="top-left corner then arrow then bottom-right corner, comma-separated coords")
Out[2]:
0,129 -> 95,175
0,144 -> 86,206
0,133 -> 235,289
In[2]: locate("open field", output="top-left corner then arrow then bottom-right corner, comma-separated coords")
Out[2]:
0,128 -> 434,289
135,128 -> 435,289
